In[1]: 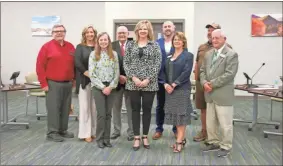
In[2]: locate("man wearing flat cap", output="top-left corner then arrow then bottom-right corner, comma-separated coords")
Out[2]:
193,23 -> 232,142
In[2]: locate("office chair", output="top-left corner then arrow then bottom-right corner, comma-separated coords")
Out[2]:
25,72 -> 46,119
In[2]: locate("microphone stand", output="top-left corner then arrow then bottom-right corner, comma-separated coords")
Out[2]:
249,63 -> 265,88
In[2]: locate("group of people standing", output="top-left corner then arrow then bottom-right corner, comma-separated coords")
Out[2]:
36,19 -> 238,157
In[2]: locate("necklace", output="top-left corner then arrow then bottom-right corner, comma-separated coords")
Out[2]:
86,45 -> 94,52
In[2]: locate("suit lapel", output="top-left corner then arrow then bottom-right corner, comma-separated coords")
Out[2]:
207,52 -> 213,74
159,38 -> 166,55
210,45 -> 228,74
116,41 -> 122,55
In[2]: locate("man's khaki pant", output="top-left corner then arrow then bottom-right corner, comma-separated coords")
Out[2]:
206,102 -> 233,150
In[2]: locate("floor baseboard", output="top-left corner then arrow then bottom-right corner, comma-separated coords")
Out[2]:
235,95 -> 270,100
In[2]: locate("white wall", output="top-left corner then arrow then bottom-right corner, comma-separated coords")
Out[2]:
1,2 -> 105,83
194,2 -> 282,96
105,2 -> 195,52
1,1 -> 194,84
2,2 -> 282,96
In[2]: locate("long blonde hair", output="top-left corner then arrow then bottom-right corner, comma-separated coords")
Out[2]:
80,25 -> 97,45
134,20 -> 154,41
95,32 -> 114,61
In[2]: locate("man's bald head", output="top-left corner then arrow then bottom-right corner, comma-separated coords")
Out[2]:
116,26 -> 129,42
117,26 -> 128,33
162,21 -> 175,37
163,21 -> 174,27
212,29 -> 226,38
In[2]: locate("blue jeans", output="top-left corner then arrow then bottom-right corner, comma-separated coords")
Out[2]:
155,83 -> 177,133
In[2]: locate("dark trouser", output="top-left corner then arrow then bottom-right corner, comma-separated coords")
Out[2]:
112,87 -> 133,137
155,83 -> 177,133
93,87 -> 116,143
46,80 -> 72,135
129,90 -> 156,136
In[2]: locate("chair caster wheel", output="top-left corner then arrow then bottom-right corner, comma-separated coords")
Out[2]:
275,125 -> 279,129
264,133 -> 268,138
194,117 -> 198,120
37,117 -> 40,120
26,125 -> 29,129
13,119 -> 16,122
248,128 -> 252,131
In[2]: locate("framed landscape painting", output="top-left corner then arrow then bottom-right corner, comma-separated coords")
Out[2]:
31,16 -> 61,36
251,14 -> 282,37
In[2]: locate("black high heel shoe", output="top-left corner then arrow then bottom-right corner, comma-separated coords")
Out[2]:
142,136 -> 150,149
182,138 -> 187,146
133,137 -> 140,151
173,142 -> 183,153
171,138 -> 186,149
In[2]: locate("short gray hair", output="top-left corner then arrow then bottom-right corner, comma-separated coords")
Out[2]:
117,26 -> 128,32
52,24 -> 66,32
212,29 -> 226,38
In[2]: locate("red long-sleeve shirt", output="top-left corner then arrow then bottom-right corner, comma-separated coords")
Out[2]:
36,39 -> 75,88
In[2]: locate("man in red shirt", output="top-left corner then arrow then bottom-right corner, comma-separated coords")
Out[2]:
36,24 -> 75,142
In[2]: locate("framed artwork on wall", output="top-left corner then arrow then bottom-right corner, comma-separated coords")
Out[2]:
31,16 -> 61,36
251,14 -> 282,37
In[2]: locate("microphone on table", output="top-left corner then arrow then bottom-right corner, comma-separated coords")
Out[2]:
243,63 -> 265,88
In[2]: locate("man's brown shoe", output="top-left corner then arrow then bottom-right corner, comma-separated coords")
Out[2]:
193,130 -> 207,142
152,132 -> 162,140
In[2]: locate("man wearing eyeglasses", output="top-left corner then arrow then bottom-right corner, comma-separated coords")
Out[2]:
36,24 -> 75,142
110,26 -> 134,141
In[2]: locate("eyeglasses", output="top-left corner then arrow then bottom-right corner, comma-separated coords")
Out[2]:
117,32 -> 127,35
52,30 -> 66,33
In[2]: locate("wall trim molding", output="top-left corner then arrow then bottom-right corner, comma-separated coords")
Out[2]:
112,19 -> 185,40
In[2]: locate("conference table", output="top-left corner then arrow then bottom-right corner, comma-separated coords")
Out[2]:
0,84 -> 41,129
233,84 -> 282,132
247,88 -> 283,138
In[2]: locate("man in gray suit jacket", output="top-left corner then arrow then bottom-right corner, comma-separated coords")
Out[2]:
200,29 -> 239,157
110,26 -> 134,141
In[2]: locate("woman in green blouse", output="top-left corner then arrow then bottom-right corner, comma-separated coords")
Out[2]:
89,32 -> 120,148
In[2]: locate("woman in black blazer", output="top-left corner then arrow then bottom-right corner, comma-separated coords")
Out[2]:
160,32 -> 194,153
75,25 -> 97,143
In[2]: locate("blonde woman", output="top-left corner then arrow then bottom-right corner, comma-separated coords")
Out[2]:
75,25 -> 97,143
89,32 -> 119,148
123,20 -> 162,151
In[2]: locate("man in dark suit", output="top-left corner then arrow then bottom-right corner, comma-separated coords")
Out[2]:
110,26 -> 134,141
152,21 -> 177,140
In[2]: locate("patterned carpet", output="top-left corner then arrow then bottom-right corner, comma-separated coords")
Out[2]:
0,91 -> 282,165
